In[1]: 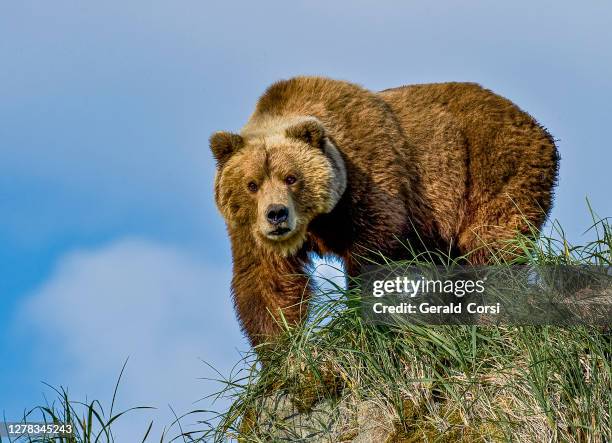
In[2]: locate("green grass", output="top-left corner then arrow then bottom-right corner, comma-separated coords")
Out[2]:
0,361 -> 160,443
198,210 -> 611,442
6,208 -> 611,442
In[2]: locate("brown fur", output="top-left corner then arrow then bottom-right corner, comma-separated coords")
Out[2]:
210,77 -> 559,347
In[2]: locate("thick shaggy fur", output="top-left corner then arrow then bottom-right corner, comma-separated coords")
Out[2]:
210,77 -> 558,347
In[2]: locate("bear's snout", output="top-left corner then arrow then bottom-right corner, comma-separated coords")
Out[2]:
266,204 -> 289,225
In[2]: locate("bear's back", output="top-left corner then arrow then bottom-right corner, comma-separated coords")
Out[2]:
378,82 -> 558,245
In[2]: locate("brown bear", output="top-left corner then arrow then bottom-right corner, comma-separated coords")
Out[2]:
210,76 -> 558,347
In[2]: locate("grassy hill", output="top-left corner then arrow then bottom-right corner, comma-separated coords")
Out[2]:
206,213 -> 611,442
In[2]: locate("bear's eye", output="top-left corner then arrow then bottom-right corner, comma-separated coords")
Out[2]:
285,175 -> 297,185
247,181 -> 258,193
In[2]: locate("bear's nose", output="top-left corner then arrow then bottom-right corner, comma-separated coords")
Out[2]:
266,204 -> 289,225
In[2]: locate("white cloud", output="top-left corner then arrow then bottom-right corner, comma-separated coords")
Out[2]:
17,239 -> 247,441
311,258 -> 347,293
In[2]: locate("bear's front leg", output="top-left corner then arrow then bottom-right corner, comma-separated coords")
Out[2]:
229,229 -> 312,348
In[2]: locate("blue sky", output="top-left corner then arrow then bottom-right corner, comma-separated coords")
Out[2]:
1,1 -> 611,439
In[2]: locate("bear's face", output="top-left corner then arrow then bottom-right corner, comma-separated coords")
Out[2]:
210,118 -> 346,256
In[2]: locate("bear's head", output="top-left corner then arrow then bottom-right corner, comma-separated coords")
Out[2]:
210,117 -> 347,256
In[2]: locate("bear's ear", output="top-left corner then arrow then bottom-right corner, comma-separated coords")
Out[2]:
209,131 -> 244,166
285,118 -> 326,150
